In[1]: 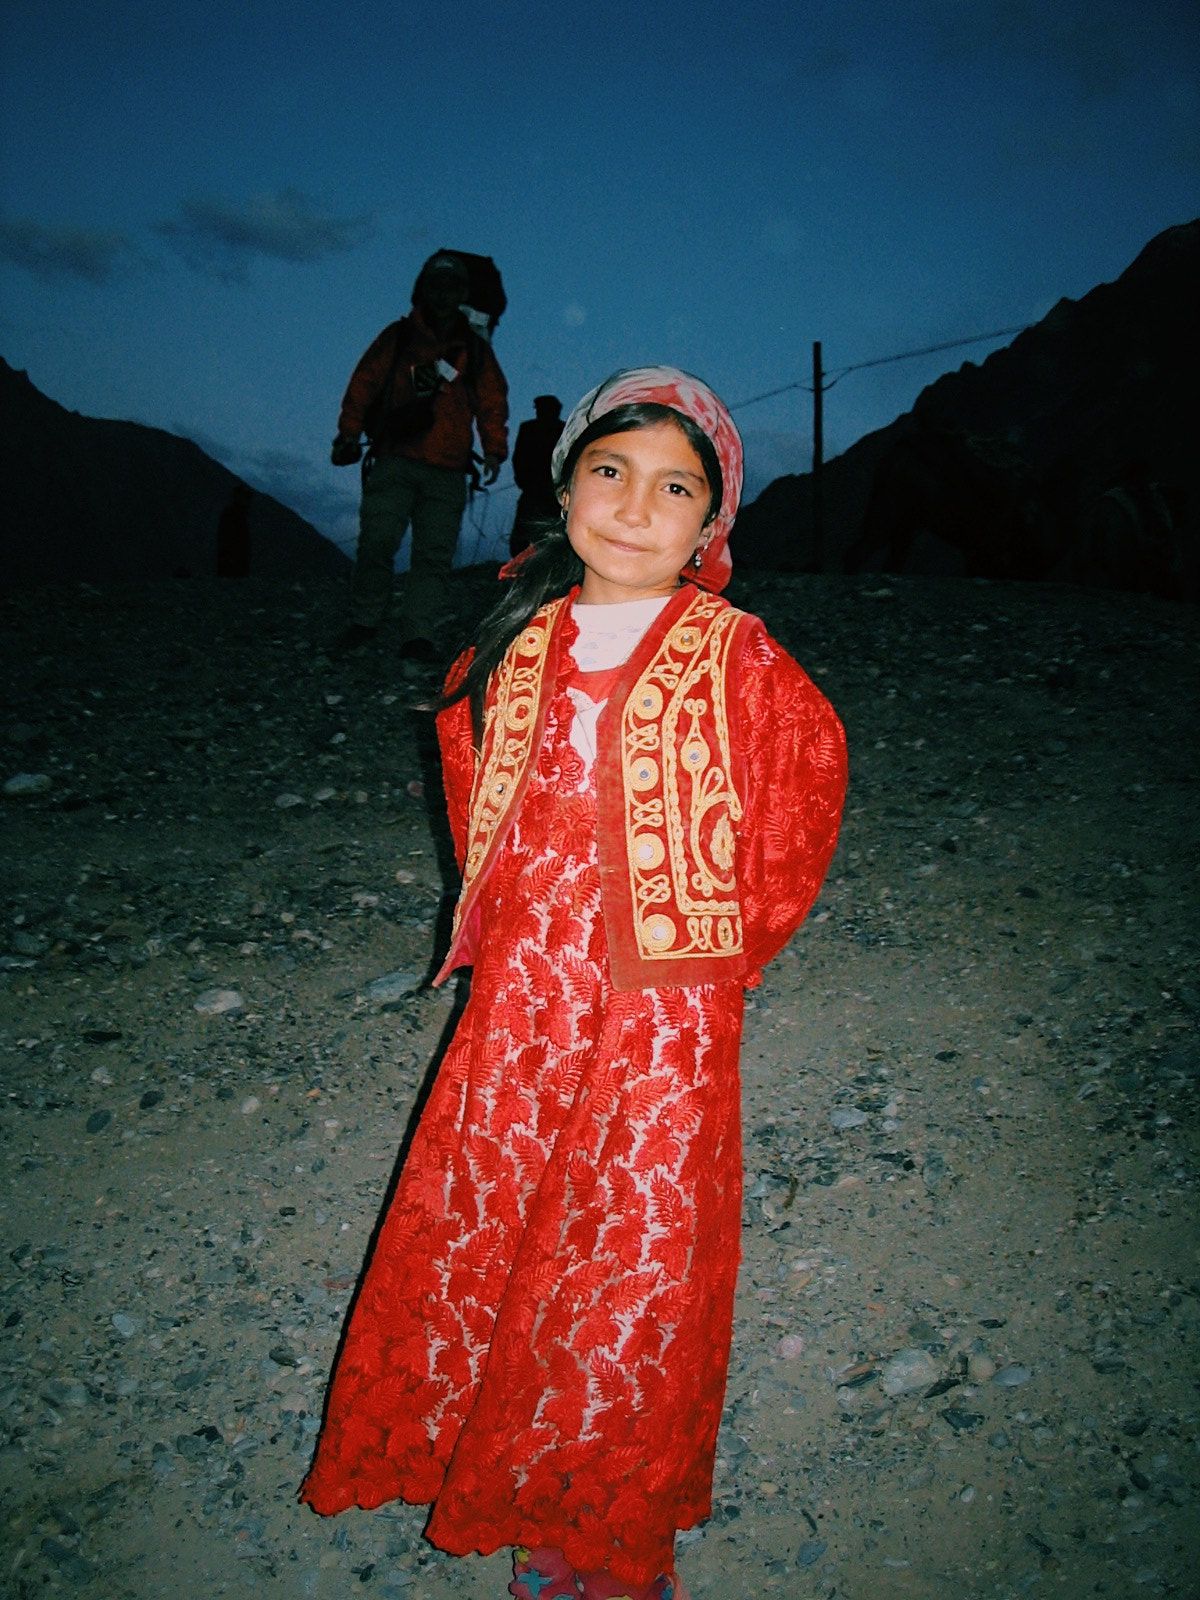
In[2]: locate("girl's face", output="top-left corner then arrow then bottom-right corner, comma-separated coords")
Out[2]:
563,419 -> 712,605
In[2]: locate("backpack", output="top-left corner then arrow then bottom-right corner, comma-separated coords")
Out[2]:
433,249 -> 507,338
361,325 -> 434,449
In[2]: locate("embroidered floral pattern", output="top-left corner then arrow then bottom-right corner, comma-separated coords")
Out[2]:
621,592 -> 744,967
452,596 -> 568,941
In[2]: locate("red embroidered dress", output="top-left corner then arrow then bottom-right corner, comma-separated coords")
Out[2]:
300,587 -> 847,1586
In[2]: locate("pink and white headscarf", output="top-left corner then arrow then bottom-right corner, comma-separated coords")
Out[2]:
550,366 -> 743,594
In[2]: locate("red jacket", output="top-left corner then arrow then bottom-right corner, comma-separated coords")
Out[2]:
337,306 -> 508,472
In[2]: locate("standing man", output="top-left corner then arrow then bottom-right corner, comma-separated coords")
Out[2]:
331,251 -> 509,660
216,482 -> 253,577
508,394 -> 564,557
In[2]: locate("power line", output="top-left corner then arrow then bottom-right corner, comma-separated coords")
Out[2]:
729,322 -> 1031,412
829,323 -> 1033,382
727,377 -> 810,411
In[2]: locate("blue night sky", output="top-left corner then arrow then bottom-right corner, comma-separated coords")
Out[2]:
2,0 -> 1197,562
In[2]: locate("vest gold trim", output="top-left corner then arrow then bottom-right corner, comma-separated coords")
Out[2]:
620,595 -> 744,966
450,596 -> 568,953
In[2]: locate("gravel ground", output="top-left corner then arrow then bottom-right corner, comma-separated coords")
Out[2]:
1,569 -> 1198,1599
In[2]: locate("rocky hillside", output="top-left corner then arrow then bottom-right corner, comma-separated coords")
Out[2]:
0,359 -> 349,587
734,220 -> 1199,596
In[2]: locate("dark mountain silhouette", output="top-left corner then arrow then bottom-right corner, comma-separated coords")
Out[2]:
733,219 -> 1199,598
0,358 -> 350,588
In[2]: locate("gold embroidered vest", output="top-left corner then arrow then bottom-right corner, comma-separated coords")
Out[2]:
437,585 -> 753,992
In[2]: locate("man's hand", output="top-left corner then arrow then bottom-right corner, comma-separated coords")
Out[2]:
330,433 -> 363,467
481,454 -> 501,486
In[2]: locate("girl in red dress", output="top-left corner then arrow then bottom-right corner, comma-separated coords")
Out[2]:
300,368 -> 847,1600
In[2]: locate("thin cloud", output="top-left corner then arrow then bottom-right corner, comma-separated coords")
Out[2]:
243,445 -> 359,543
0,218 -> 140,284
179,430 -> 359,548
157,189 -> 375,282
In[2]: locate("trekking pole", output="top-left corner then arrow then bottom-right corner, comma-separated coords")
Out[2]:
812,340 -> 824,572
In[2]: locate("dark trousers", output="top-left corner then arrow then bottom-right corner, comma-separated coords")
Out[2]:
351,456 -> 467,640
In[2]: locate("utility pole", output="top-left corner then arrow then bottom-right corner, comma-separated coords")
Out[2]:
811,340 -> 824,571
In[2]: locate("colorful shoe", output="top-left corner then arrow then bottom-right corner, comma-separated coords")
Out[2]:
509,1545 -> 581,1599
576,1570 -> 683,1600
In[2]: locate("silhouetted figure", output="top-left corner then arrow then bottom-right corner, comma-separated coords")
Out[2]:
216,483 -> 253,578
509,395 -> 564,557
330,251 -> 509,660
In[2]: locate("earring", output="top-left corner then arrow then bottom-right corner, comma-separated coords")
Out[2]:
692,546 -> 705,571
560,502 -> 569,523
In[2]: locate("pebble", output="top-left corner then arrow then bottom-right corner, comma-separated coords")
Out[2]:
275,791 -> 306,808
241,1096 -> 261,1115
943,1407 -> 984,1432
967,1353 -> 996,1382
776,1334 -> 805,1360
40,1538 -> 93,1583
993,1364 -> 1032,1388
4,771 -> 52,794
40,1379 -> 88,1409
829,1107 -> 869,1130
880,1347 -> 941,1396
364,969 -> 424,1003
193,987 -> 244,1015
796,1538 -> 827,1567
111,1313 -> 140,1338
922,1150 -> 948,1189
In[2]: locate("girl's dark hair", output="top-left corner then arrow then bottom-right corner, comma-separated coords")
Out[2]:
442,402 -> 723,740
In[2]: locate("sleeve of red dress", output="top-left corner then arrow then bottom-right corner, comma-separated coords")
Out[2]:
435,654 -> 478,873
733,620 -> 848,983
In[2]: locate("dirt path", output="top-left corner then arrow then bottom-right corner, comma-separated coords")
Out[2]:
2,572 -> 1197,1598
